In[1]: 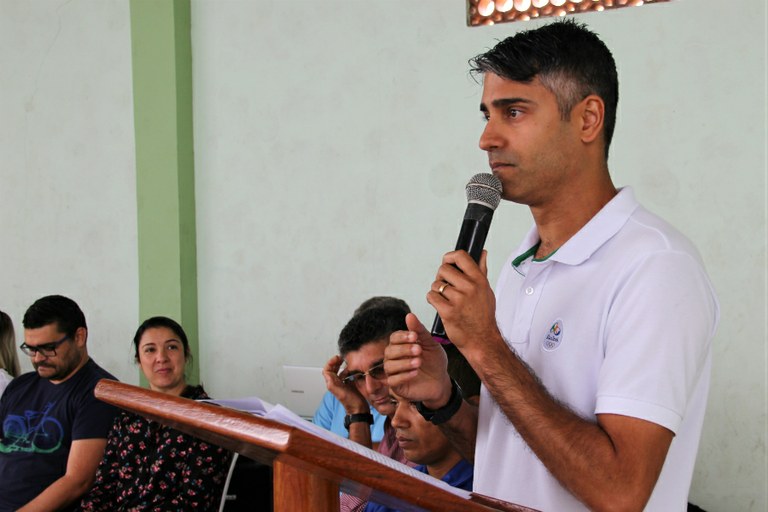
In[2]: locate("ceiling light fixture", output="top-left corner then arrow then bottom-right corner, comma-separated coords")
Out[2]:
468,0 -> 669,26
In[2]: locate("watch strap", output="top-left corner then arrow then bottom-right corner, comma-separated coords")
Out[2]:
416,379 -> 463,425
344,412 -> 374,430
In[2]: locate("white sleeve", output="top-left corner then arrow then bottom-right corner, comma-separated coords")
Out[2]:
596,250 -> 719,432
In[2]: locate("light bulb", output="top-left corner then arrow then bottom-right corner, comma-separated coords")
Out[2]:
496,0 -> 514,12
514,0 -> 532,11
478,0 -> 496,16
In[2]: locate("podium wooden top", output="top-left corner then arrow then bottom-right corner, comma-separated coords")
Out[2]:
94,379 -> 536,512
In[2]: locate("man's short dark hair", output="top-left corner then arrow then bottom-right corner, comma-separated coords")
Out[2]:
338,305 -> 408,357
469,19 -> 619,157
353,296 -> 411,316
22,295 -> 87,338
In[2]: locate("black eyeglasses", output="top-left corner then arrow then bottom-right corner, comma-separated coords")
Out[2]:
342,361 -> 386,385
20,334 -> 70,358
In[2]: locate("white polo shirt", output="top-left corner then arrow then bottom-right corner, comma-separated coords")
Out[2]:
474,187 -> 719,511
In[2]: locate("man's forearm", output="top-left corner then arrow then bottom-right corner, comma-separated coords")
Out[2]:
21,437 -> 107,512
18,473 -> 93,512
437,399 -> 478,463
347,421 -> 373,448
467,335 -> 671,512
342,399 -> 374,448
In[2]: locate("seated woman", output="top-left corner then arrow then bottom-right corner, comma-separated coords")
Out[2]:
78,316 -> 232,511
0,310 -> 21,396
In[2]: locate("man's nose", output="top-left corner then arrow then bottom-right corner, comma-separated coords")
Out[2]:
364,373 -> 380,394
391,406 -> 407,428
479,119 -> 503,152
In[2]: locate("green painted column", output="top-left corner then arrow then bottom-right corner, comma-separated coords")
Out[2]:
130,0 -> 199,386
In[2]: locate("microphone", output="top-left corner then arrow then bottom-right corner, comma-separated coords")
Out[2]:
431,172 -> 503,342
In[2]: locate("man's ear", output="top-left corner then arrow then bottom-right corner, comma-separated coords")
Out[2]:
74,326 -> 88,347
578,94 -> 605,145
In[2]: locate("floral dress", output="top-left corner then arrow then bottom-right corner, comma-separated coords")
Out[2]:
78,385 -> 232,511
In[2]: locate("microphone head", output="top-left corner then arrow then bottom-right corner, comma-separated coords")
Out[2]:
466,173 -> 503,210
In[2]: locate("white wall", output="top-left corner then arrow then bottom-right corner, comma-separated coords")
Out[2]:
192,1 -> 766,510
0,0 -> 139,384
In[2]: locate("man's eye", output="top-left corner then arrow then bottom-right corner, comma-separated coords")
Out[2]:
369,366 -> 386,379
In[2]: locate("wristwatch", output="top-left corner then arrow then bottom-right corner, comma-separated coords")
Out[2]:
344,412 -> 374,430
416,379 -> 463,425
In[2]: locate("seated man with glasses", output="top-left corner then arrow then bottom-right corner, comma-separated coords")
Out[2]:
0,295 -> 118,512
313,297 -> 407,444
321,302 -> 415,512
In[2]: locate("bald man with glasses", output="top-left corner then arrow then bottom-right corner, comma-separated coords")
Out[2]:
0,295 -> 117,512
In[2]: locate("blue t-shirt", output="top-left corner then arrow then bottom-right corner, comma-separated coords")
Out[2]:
363,458 -> 473,512
312,391 -> 385,442
0,359 -> 118,511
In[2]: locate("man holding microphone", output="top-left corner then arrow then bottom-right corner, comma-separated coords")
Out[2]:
384,20 -> 718,512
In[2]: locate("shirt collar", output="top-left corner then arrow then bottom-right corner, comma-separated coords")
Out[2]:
513,187 -> 639,267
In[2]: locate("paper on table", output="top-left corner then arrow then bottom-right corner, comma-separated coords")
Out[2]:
200,396 -> 274,416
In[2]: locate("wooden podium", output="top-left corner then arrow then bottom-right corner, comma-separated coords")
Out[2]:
94,380 -> 536,512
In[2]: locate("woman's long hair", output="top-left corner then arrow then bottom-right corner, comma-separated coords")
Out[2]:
0,311 -> 21,378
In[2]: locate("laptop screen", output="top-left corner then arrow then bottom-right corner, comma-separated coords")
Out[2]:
281,365 -> 326,419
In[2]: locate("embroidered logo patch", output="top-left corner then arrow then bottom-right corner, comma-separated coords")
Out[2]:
542,319 -> 564,351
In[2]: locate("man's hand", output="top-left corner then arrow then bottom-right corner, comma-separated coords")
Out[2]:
427,250 -> 499,358
322,354 -> 369,414
384,313 -> 451,409
387,312 -> 480,462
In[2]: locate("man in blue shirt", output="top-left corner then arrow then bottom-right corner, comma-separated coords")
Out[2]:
316,296 -> 409,447
364,390 -> 472,512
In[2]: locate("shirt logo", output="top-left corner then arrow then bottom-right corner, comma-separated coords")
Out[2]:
542,319 -> 564,351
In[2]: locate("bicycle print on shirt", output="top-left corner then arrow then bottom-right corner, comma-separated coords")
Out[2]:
0,402 -> 64,453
